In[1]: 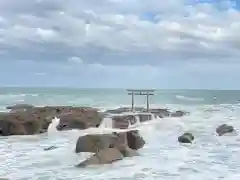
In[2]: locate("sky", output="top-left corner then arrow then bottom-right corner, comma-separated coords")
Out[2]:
0,0 -> 240,89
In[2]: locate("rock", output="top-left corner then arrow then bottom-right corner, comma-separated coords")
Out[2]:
119,147 -> 139,157
75,134 -> 115,153
178,132 -> 194,143
56,108 -> 103,131
148,108 -> 171,118
0,105 -> 102,136
127,130 -> 145,150
6,104 -> 34,111
44,146 -> 58,151
216,124 -> 235,136
76,148 -> 123,167
0,112 -> 42,135
75,130 -> 144,153
170,110 -> 188,117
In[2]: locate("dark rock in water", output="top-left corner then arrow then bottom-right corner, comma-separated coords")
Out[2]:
76,148 -> 123,167
178,132 -> 194,143
170,110 -> 188,117
127,130 -> 145,150
6,104 -> 35,111
75,130 -> 145,166
148,108 -> 171,118
44,146 -> 58,151
104,107 -> 145,114
56,109 -> 102,131
75,134 -> 114,153
216,124 -> 235,136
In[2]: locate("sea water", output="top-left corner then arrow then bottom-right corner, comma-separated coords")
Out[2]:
0,88 -> 240,180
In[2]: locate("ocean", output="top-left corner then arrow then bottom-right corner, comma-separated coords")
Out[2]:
1,87 -> 240,180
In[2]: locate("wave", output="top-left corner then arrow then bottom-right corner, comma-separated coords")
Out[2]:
176,95 -> 204,102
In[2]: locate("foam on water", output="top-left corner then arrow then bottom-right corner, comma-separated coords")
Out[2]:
1,89 -> 240,179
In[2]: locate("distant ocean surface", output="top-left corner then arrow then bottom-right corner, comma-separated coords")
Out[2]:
1,87 -> 240,180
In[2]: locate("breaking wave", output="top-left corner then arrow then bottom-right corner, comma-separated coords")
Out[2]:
176,95 -> 204,102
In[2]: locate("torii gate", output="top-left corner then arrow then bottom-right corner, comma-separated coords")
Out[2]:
126,89 -> 155,112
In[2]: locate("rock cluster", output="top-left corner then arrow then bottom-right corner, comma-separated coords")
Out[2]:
75,130 -> 145,167
0,104 -> 102,136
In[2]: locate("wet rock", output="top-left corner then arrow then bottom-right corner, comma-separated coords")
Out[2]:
56,108 -> 103,131
75,134 -> 115,153
104,107 -> 145,114
6,104 -> 34,111
0,105 -> 102,136
178,132 -> 194,143
148,108 -> 171,118
127,130 -> 145,150
0,112 -> 42,135
76,148 -> 123,167
170,110 -> 188,117
216,124 -> 235,136
44,146 -> 58,151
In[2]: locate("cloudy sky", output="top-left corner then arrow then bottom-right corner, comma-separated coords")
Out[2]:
0,0 -> 239,89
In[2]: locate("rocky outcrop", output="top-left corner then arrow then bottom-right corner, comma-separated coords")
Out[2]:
75,130 -> 145,167
0,105 -> 103,136
6,103 -> 35,112
170,110 -> 188,117
178,132 -> 194,143
56,109 -> 102,131
216,124 -> 235,136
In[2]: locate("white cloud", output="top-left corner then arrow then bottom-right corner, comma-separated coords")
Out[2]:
67,56 -> 83,63
0,0 -> 240,88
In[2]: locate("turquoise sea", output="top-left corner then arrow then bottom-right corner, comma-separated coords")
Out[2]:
1,87 -> 240,180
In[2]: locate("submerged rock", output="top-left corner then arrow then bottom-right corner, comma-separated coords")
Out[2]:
6,104 -> 35,111
170,110 -> 188,117
216,124 -> 235,136
178,132 -> 194,143
44,146 -> 58,151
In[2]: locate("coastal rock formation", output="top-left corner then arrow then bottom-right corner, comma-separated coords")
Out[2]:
0,105 -> 103,136
178,132 -> 194,143
170,110 -> 188,117
75,130 -> 144,167
56,109 -> 102,131
216,124 -> 235,136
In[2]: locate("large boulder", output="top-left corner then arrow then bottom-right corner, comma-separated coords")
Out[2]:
127,130 -> 145,150
56,108 -> 103,131
178,132 -> 194,143
75,134 -> 114,153
0,112 -> 42,135
75,131 -> 143,167
76,148 -> 123,167
216,124 -> 235,136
